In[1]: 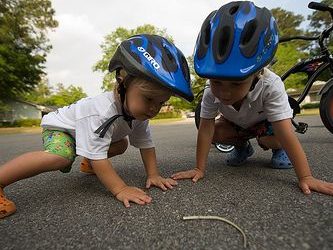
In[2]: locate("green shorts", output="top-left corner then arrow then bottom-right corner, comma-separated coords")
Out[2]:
42,129 -> 76,173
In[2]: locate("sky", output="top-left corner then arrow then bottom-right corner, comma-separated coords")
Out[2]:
46,0 -> 317,97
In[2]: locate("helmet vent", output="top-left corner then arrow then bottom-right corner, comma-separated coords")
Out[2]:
146,42 -> 156,59
203,24 -> 211,46
229,5 -> 239,15
212,14 -> 234,63
180,54 -> 190,82
196,10 -> 216,59
241,19 -> 257,45
240,19 -> 258,57
218,27 -> 231,59
161,45 -> 177,72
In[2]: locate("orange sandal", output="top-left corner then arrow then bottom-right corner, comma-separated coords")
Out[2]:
80,158 -> 95,174
0,188 -> 16,219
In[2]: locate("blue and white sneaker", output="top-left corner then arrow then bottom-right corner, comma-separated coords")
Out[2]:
226,141 -> 254,166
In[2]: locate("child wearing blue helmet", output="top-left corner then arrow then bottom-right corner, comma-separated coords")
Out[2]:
172,1 -> 333,196
0,34 -> 194,218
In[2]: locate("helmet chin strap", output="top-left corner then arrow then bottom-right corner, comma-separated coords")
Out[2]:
94,71 -> 135,138
117,81 -> 135,122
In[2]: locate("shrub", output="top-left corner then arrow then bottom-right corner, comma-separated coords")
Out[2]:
0,119 -> 41,127
301,102 -> 320,109
151,111 -> 182,120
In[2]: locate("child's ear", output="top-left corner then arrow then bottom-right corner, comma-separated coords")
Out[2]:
116,71 -> 124,84
116,69 -> 131,87
116,75 -> 124,83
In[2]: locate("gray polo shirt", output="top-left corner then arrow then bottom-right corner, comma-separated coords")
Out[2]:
200,68 -> 293,129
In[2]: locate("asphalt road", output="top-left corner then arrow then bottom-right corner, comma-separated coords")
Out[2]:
0,116 -> 332,250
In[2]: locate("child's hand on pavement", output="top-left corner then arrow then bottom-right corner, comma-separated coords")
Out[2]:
171,168 -> 204,183
115,186 -> 152,208
299,176 -> 333,196
146,175 -> 178,191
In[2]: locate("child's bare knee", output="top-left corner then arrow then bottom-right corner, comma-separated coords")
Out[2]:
118,138 -> 128,154
108,138 -> 128,157
213,120 -> 238,143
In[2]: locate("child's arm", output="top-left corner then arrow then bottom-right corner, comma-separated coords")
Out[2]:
140,147 -> 177,190
90,159 -> 152,207
272,119 -> 333,196
171,118 -> 215,182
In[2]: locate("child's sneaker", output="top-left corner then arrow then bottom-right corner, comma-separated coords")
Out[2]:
80,158 -> 95,174
0,188 -> 16,219
226,141 -> 254,166
271,149 -> 293,169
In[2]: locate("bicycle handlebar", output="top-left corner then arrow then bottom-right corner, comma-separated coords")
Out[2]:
308,2 -> 333,17
279,36 -> 318,43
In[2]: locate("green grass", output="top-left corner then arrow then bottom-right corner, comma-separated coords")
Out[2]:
299,108 -> 319,116
149,117 -> 185,125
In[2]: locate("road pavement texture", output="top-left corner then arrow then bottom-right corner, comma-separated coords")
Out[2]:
0,116 -> 332,249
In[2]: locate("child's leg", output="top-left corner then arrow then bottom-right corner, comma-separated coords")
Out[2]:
0,129 -> 76,218
0,152 -> 71,219
257,135 -> 281,149
0,151 -> 72,187
80,138 -> 128,174
213,116 -> 254,166
212,116 -> 248,146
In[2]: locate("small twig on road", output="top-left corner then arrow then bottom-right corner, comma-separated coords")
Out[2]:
182,215 -> 247,248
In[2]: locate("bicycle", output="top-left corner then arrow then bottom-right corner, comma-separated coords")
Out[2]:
194,1 -> 333,153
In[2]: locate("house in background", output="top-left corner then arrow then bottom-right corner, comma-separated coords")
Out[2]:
286,80 -> 325,106
0,100 -> 54,125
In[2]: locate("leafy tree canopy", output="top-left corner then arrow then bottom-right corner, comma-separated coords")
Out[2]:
24,81 -> 87,107
0,0 -> 58,100
308,0 -> 333,53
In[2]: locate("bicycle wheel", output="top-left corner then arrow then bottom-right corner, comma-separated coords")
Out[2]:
194,100 -> 235,153
214,143 -> 235,153
319,85 -> 333,134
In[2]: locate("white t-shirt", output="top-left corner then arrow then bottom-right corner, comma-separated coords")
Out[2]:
200,68 -> 293,129
41,92 -> 154,160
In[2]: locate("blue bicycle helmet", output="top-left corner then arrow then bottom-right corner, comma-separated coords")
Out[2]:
109,34 -> 194,102
194,1 -> 279,80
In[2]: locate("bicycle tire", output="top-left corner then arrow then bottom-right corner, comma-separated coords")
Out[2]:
214,143 -> 235,153
319,85 -> 333,134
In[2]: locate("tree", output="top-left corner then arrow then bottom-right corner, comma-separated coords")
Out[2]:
0,0 -> 58,101
94,24 -> 172,91
271,43 -> 308,89
308,0 -> 333,33
271,8 -> 305,37
270,8 -> 308,89
307,0 -> 333,82
46,84 -> 87,107
23,78 -> 52,104
24,82 -> 87,107
308,0 -> 333,52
